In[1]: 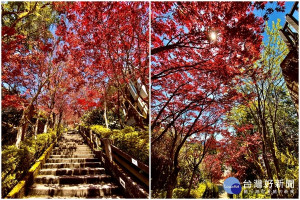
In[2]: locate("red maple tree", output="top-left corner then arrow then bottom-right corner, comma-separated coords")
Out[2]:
150,2 -> 284,197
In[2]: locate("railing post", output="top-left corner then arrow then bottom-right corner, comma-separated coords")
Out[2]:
93,133 -> 99,149
89,129 -> 93,148
102,138 -> 113,163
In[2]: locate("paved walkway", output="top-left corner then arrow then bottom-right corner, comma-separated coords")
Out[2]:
217,179 -> 228,199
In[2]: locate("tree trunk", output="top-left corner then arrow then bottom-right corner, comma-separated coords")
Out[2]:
270,120 -> 281,180
56,110 -> 63,135
118,90 -> 121,127
186,167 -> 197,197
34,111 -> 41,139
16,121 -> 27,148
260,123 -> 273,180
43,111 -> 54,133
50,112 -> 56,129
15,105 -> 34,148
260,122 -> 278,198
104,98 -> 109,129
255,84 -> 274,183
166,166 -> 180,198
44,120 -> 48,133
269,140 -> 281,180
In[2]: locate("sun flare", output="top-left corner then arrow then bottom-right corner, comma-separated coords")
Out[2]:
210,31 -> 217,41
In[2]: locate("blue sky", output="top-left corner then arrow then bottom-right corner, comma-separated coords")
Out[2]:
254,1 -> 298,43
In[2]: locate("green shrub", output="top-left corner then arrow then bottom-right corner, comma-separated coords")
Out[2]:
201,181 -> 219,198
172,181 -> 218,198
172,182 -> 210,198
1,145 -> 22,196
89,125 -> 149,164
111,126 -> 149,164
81,109 -> 106,126
191,183 -> 207,198
173,188 -> 188,198
234,186 -> 271,199
90,125 -> 111,138
1,129 -> 58,198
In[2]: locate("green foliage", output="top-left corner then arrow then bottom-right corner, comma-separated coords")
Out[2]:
82,109 -> 106,127
201,181 -> 219,198
114,127 -> 149,164
190,183 -> 207,198
172,188 -> 189,198
172,181 -> 218,198
90,125 -> 149,164
90,125 -> 111,138
1,129 -> 57,198
2,107 -> 23,145
81,108 -> 121,129
234,186 -> 271,199
2,2 -> 57,41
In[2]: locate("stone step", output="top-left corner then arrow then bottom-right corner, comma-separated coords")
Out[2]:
53,147 -> 91,150
54,144 -> 90,147
50,154 -> 96,159
51,151 -> 93,155
25,194 -> 123,199
51,149 -> 92,152
28,183 -> 120,197
43,162 -> 101,169
57,138 -> 83,141
35,174 -> 112,184
47,158 -> 99,163
58,138 -> 83,141
25,131 -> 122,198
54,144 -> 83,147
39,168 -> 106,176
57,141 -> 84,143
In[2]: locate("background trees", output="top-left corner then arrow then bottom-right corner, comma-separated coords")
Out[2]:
224,20 -> 298,198
2,2 -> 58,147
151,1 -> 292,198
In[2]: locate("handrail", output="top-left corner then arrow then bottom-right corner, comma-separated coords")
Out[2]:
78,126 -> 149,198
111,145 -> 149,174
110,144 -> 149,186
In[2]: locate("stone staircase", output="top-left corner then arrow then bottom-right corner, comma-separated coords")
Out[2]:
25,131 -> 123,198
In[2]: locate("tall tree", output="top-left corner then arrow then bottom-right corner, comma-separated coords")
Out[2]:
2,2 -> 58,147
53,2 -> 149,128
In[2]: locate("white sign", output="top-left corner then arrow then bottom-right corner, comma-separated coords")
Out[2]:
132,158 -> 138,166
119,177 -> 126,188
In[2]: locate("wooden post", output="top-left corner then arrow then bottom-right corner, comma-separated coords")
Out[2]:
279,29 -> 293,50
89,129 -> 93,148
102,138 -> 113,163
286,14 -> 299,32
